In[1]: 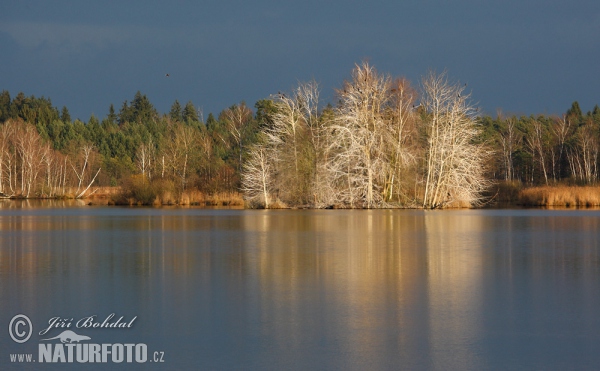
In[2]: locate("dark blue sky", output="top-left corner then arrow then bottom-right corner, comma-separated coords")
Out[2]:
1,0 -> 599,120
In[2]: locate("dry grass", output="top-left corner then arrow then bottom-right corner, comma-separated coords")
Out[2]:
519,186 -> 600,207
111,192 -> 246,207
175,190 -> 245,206
268,199 -> 289,209
202,192 -> 244,206
160,191 -> 176,205
444,199 -> 473,209
89,187 -> 121,197
110,174 -> 245,207
243,197 -> 290,209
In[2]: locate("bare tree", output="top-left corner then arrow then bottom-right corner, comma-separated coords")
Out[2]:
14,122 -> 47,197
268,93 -> 305,181
526,120 -> 549,185
569,121 -> 599,183
420,71 -> 492,208
500,117 -> 520,181
43,149 -> 69,197
197,129 -> 214,188
241,143 -> 273,208
0,121 -> 16,196
164,123 -> 198,190
70,144 -> 95,194
550,115 -> 571,181
264,86 -> 314,204
385,78 -> 418,203
41,143 -> 55,196
329,62 -> 392,208
223,102 -> 253,173
295,80 -> 328,205
69,144 -> 101,198
135,137 -> 155,180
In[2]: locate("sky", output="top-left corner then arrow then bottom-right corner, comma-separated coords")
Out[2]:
1,0 -> 599,121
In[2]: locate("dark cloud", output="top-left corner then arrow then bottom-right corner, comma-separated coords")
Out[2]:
1,0 -> 599,119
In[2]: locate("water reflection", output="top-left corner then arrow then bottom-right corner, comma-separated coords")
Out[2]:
423,212 -> 486,370
1,207 -> 600,370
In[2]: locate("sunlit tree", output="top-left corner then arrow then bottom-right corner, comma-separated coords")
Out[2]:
420,71 -> 492,208
241,142 -> 273,208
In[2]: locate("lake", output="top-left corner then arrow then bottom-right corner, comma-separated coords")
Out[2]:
1,201 -> 600,370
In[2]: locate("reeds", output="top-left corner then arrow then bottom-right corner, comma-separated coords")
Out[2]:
80,182 -> 600,209
519,186 -> 600,207
182,191 -> 245,207
112,188 -> 244,207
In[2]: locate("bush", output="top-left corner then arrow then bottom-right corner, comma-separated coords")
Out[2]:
114,175 -> 177,205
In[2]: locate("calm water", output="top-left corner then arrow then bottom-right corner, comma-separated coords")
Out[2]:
1,201 -> 600,370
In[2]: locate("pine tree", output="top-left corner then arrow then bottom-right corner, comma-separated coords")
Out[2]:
61,106 -> 71,123
107,104 -> 117,125
182,101 -> 199,123
206,113 -> 218,131
566,101 -> 583,123
0,90 -> 10,122
169,100 -> 182,122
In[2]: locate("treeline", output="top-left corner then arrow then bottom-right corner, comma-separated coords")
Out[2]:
1,63 -> 600,208
479,102 -> 600,186
0,90 -> 261,201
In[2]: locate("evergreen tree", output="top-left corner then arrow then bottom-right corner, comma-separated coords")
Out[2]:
170,100 -> 182,121
107,104 -> 117,125
566,101 -> 583,123
182,101 -> 199,123
206,113 -> 218,131
131,91 -> 158,124
87,114 -> 103,145
30,96 -> 59,127
118,100 -> 133,125
592,105 -> 600,123
254,99 -> 277,131
61,106 -> 71,123
10,92 -> 27,120
0,90 -> 10,122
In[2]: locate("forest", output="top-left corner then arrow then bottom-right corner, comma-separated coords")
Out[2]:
1,62 -> 600,208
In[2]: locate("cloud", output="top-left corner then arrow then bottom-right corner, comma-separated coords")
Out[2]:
0,21 -> 209,58
0,21 -> 129,50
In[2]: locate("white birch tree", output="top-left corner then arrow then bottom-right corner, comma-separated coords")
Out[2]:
526,120 -> 549,185
241,143 -> 273,208
135,137 -> 155,180
571,121 -> 599,183
15,123 -> 47,197
0,121 -> 15,196
70,144 -> 101,198
550,115 -> 571,181
500,117 -> 520,181
328,62 -> 392,208
420,71 -> 491,208
385,78 -> 418,203
223,102 -> 252,173
164,123 -> 197,190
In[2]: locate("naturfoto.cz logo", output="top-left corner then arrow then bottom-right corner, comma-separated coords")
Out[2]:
7,314 -> 165,364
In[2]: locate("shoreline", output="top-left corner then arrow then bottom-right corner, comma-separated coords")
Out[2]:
3,185 -> 600,209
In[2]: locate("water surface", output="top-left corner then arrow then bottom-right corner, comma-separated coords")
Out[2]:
1,202 -> 599,370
